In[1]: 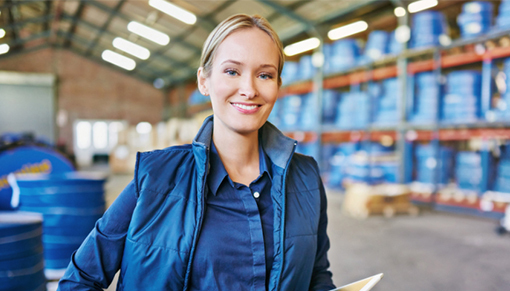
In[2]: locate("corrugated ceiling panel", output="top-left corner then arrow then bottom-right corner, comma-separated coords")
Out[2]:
182,25 -> 209,49
96,0 -> 124,8
82,5 -> 111,27
62,0 -> 81,15
212,0 -> 274,24
293,0 -> 353,23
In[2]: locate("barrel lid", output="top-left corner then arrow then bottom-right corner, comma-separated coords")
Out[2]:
14,171 -> 108,182
0,211 -> 43,227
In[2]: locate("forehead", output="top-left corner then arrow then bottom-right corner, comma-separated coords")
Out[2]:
213,28 -> 279,66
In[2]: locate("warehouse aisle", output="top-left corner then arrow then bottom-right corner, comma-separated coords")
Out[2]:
103,175 -> 510,291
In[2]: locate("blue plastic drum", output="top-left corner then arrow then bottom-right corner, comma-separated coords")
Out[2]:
0,211 -> 46,291
13,172 -> 106,279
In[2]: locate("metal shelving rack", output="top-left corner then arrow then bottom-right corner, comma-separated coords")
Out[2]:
277,16 -> 510,219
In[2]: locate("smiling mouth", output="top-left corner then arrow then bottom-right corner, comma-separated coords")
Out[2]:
231,103 -> 261,110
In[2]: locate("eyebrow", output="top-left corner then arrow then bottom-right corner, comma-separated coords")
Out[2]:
220,59 -> 277,70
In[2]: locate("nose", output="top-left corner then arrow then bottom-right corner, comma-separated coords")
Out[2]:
239,74 -> 258,99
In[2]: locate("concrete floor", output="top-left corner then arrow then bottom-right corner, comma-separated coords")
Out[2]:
100,172 -> 510,291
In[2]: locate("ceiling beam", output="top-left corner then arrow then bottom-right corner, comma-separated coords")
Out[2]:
1,14 -> 54,32
59,13 -> 196,76
63,1 -> 86,48
43,0 -> 53,32
86,0 -> 203,55
257,0 -> 319,37
84,0 -> 127,55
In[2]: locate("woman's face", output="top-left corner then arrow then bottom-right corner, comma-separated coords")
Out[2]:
198,27 -> 280,137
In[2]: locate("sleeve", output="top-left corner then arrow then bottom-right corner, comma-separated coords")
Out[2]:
57,179 -> 138,291
309,161 -> 336,291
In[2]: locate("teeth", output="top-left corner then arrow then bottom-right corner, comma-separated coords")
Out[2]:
233,103 -> 258,110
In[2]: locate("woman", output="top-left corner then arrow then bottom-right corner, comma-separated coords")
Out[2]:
58,14 -> 335,291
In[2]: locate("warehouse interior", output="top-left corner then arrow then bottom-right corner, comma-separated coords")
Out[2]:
2,0 -> 510,290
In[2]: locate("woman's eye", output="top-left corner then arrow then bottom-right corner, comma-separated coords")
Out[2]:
226,69 -> 238,76
259,73 -> 273,80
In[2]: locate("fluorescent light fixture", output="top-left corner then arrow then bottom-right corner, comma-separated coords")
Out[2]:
408,0 -> 438,14
101,50 -> 136,71
0,29 -> 5,38
328,20 -> 368,40
113,37 -> 150,60
394,7 -> 406,17
149,0 -> 196,25
127,21 -> 170,46
0,43 -> 9,55
284,37 -> 320,56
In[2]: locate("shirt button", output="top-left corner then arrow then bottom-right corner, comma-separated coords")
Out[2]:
253,192 -> 260,199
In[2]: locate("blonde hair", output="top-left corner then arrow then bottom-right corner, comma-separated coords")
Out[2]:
199,14 -> 284,86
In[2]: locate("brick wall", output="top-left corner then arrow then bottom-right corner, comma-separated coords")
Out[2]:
0,48 -> 164,154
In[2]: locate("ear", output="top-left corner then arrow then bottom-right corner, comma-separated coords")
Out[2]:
197,67 -> 209,96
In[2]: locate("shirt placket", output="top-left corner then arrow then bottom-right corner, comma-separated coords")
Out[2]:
237,184 -> 266,291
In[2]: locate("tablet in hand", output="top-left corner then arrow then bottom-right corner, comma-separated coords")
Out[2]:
330,273 -> 384,291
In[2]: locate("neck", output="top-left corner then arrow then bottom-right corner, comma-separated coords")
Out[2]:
212,124 -> 260,185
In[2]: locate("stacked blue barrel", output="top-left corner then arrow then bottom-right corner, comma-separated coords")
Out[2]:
325,38 -> 359,74
414,144 -> 454,185
493,144 -> 510,193
374,78 -> 400,125
443,71 -> 481,123
455,151 -> 493,193
298,55 -> 315,81
281,61 -> 299,86
0,212 -> 46,291
496,0 -> 510,30
492,58 -> 510,121
345,142 -> 395,184
326,142 -> 359,188
322,90 -> 339,125
280,95 -> 302,131
14,172 -> 106,280
411,72 -> 441,123
335,91 -> 371,129
457,1 -> 493,38
300,93 -> 318,131
359,30 -> 389,65
388,30 -> 403,56
410,11 -> 447,48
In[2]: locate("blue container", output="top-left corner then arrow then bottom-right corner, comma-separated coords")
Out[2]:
410,11 -> 447,48
322,90 -> 339,124
388,30 -> 403,55
267,98 -> 281,127
298,55 -> 315,81
327,38 -> 359,73
362,30 -> 389,63
188,90 -> 209,106
15,172 -> 106,273
281,61 -> 299,85
0,145 -> 75,210
0,211 -> 46,291
300,93 -> 317,131
280,95 -> 302,130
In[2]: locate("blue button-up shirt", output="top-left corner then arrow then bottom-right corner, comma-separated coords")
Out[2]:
189,141 -> 274,291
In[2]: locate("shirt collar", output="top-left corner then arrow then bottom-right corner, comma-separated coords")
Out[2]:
208,140 -> 272,196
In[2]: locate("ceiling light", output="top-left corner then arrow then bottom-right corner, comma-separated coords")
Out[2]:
127,21 -> 170,46
149,0 -> 196,25
101,50 -> 136,71
394,7 -> 406,17
328,20 -> 368,41
112,37 -> 150,60
284,37 -> 320,56
0,29 -> 5,39
408,0 -> 438,14
0,43 -> 9,55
